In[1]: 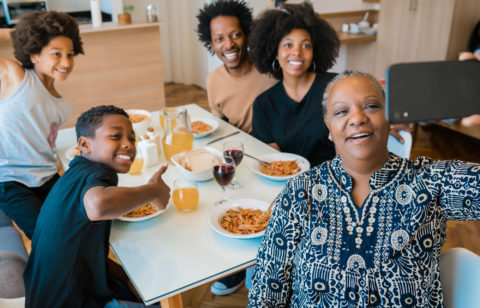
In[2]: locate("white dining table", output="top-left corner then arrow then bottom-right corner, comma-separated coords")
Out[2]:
55,104 -> 286,307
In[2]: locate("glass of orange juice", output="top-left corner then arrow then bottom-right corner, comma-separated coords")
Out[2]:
128,153 -> 144,174
172,178 -> 199,211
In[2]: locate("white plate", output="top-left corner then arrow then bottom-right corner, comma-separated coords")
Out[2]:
191,117 -> 219,138
117,201 -> 171,222
249,152 -> 310,181
208,199 -> 270,239
65,145 -> 80,161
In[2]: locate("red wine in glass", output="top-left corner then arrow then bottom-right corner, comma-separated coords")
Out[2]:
223,149 -> 244,166
213,164 -> 235,186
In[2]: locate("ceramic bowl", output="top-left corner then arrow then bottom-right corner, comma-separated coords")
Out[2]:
171,147 -> 223,182
126,109 -> 151,137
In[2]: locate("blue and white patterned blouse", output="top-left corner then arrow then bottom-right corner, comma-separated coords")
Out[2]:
248,154 -> 480,307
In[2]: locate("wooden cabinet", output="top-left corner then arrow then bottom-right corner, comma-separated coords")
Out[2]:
374,0 -> 480,79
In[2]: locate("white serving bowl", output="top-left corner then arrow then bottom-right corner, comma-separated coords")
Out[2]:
171,147 -> 223,181
126,109 -> 151,137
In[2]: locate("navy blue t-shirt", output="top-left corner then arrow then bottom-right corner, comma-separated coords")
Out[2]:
24,156 -> 118,308
252,72 -> 336,167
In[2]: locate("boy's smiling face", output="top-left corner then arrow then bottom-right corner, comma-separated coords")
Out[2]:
78,114 -> 136,173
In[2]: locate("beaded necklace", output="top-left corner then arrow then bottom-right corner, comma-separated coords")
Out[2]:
327,158 -> 405,248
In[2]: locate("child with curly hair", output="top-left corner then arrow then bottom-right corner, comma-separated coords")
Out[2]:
0,11 -> 83,239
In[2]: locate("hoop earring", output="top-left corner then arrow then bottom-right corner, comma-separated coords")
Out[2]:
272,59 -> 280,71
311,61 -> 316,72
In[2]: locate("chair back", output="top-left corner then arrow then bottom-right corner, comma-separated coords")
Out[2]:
0,297 -> 25,308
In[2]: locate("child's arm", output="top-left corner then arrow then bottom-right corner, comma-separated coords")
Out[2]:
83,164 -> 171,221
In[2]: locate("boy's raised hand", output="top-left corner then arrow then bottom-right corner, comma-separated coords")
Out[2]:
148,164 -> 171,211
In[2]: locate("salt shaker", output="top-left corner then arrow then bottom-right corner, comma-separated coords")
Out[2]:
138,135 -> 159,167
146,127 -> 162,158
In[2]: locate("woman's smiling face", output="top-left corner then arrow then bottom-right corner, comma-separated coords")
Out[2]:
324,75 -> 390,164
276,28 -> 313,79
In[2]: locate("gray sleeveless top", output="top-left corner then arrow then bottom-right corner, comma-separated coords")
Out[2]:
0,69 -> 71,187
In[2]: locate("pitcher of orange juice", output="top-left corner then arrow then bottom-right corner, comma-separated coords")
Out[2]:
162,107 -> 194,162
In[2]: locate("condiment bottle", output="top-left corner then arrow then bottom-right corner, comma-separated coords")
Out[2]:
138,135 -> 159,167
146,127 -> 162,158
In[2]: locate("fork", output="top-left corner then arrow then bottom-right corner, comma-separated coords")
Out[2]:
244,153 -> 271,167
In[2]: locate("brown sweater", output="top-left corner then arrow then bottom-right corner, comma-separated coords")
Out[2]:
206,65 -> 277,133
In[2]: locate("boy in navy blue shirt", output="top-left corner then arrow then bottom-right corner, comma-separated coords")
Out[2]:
24,105 -> 170,307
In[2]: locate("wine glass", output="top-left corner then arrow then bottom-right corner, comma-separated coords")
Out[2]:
223,140 -> 244,189
212,156 -> 235,205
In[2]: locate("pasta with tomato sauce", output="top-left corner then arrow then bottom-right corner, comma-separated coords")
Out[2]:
123,203 -> 157,218
220,207 -> 271,234
260,160 -> 301,176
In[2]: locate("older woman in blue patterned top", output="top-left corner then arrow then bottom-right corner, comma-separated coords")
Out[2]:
247,71 -> 480,307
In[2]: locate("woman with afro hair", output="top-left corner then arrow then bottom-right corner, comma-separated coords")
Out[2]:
249,1 -> 338,166
0,11 -> 83,239
249,1 -> 408,166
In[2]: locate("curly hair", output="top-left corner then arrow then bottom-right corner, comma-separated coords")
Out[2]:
468,20 -> 480,52
196,0 -> 253,55
11,11 -> 84,69
321,70 -> 385,117
248,1 -> 339,80
76,105 -> 129,141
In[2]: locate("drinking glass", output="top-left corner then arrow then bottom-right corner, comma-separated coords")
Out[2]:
223,140 -> 244,189
128,153 -> 144,174
172,178 -> 199,211
212,156 -> 235,205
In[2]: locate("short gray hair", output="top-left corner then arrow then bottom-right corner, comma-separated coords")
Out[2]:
322,70 -> 385,118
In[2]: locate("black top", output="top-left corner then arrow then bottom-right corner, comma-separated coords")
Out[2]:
24,156 -> 118,308
252,72 -> 336,166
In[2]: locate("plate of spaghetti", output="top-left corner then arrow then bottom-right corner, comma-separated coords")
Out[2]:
118,202 -> 171,222
208,199 -> 271,239
191,117 -> 219,138
249,152 -> 310,181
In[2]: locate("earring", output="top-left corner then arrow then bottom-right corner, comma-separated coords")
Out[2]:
328,133 -> 332,141
272,59 -> 280,71
310,61 -> 316,72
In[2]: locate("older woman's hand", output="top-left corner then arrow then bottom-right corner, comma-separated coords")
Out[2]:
389,124 -> 412,144
461,114 -> 480,127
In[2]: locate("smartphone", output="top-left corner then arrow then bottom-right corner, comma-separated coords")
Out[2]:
386,61 -> 480,123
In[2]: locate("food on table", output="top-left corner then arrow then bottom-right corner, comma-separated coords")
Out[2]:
191,120 -> 212,134
219,207 -> 271,235
178,149 -> 220,172
260,160 -> 301,176
123,203 -> 157,218
128,113 -> 148,123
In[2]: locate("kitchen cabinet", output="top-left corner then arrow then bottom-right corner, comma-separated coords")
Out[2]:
374,0 -> 480,79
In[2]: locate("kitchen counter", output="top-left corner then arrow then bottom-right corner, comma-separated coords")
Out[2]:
78,21 -> 167,34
